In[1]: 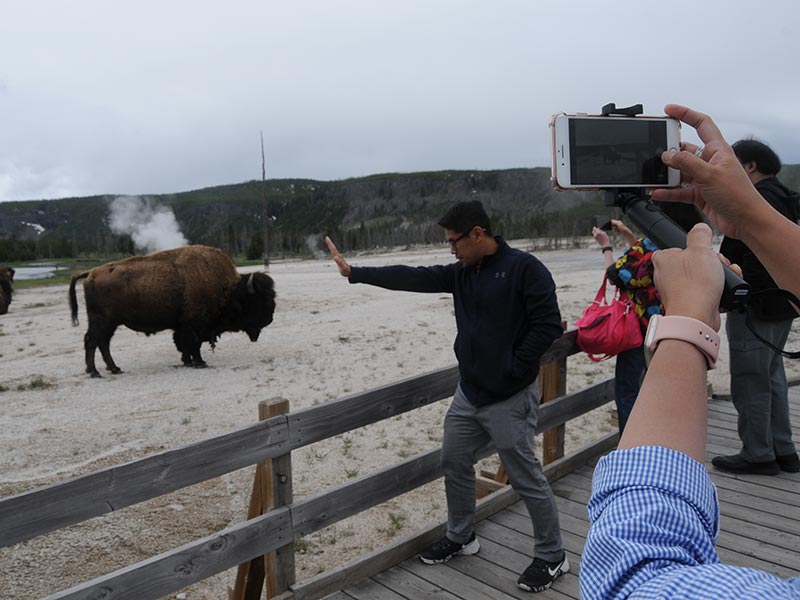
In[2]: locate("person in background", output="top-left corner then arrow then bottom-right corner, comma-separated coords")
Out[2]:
592,220 -> 662,432
713,139 -> 800,475
326,200 -> 569,593
580,104 -> 800,600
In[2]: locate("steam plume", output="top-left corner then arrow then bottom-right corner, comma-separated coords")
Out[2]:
306,234 -> 326,259
108,196 -> 188,253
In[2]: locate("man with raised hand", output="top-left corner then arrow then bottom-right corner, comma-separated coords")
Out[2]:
326,200 -> 568,593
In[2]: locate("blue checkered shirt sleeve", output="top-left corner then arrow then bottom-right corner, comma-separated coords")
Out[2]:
580,446 -> 800,599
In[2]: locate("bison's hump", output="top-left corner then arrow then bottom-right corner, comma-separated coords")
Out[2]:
83,246 -> 241,323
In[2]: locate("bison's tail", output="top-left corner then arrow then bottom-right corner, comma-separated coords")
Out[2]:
69,272 -> 90,326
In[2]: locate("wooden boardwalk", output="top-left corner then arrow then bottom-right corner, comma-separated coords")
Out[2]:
324,387 -> 800,600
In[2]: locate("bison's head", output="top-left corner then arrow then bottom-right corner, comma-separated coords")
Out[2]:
222,272 -> 276,340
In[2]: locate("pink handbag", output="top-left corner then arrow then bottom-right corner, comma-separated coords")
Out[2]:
575,274 -> 644,362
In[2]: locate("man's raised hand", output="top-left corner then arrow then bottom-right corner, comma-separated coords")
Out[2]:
325,236 -> 351,278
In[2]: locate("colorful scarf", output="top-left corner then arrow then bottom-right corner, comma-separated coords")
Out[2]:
607,237 -> 663,331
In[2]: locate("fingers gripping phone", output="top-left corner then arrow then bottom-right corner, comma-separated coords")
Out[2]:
550,113 -> 681,190
594,215 -> 612,231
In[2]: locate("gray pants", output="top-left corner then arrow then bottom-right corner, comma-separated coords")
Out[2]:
441,382 -> 564,562
727,311 -> 796,462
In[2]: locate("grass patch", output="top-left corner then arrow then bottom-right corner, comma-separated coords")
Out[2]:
386,511 -> 407,535
15,376 -> 52,391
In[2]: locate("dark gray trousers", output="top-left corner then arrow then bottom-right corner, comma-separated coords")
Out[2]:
727,311 -> 796,462
441,382 -> 564,562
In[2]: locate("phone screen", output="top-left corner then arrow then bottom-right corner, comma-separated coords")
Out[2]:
569,119 -> 669,185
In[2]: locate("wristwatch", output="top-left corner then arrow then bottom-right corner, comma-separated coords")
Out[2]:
644,314 -> 720,370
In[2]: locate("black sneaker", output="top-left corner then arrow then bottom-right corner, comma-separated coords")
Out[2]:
777,452 -> 800,473
517,554 -> 570,592
419,533 -> 480,565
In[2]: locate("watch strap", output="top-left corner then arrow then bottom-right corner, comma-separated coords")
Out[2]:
645,315 -> 720,369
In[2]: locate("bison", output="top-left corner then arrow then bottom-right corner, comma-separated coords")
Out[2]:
0,266 -> 14,315
68,245 -> 276,377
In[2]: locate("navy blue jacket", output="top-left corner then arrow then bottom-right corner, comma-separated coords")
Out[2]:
349,238 -> 563,406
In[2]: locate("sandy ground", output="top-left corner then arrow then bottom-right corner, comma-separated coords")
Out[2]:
2,239 -> 799,599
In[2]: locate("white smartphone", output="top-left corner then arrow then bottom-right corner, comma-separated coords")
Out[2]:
550,113 -> 681,190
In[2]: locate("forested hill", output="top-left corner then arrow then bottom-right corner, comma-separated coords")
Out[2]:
1,165 -> 799,261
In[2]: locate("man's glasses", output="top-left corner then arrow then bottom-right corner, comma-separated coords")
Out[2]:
447,232 -> 470,249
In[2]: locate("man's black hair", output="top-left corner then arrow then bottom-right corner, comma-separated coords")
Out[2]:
732,138 -> 782,176
438,200 -> 493,236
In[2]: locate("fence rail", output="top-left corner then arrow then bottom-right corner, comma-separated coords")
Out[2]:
0,329 -> 618,600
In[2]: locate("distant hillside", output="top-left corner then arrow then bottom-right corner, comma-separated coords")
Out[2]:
1,165 -> 798,261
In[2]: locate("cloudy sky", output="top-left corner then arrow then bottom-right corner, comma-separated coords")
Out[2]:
1,0 -> 798,202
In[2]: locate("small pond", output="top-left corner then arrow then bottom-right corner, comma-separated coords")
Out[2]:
12,264 -> 65,280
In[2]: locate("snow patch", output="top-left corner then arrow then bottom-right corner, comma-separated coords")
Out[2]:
22,221 -> 45,234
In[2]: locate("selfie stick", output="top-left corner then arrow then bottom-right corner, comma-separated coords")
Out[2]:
609,188 -> 750,311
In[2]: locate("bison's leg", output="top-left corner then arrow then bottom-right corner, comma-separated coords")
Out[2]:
86,320 -> 122,376
84,321 -> 121,377
191,344 -> 207,369
84,329 -> 102,378
175,327 -> 206,368
98,333 -> 122,375
173,331 -> 193,366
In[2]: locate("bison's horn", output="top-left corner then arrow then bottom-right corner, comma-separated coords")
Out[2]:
247,272 -> 255,295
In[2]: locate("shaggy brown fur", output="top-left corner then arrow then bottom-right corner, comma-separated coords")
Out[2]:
69,246 -> 275,377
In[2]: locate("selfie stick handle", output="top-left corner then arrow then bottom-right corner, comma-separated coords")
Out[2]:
618,193 -> 750,311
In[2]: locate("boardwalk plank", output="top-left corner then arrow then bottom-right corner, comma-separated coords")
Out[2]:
344,578 -> 406,600
400,559 -> 519,600
711,472 -> 799,505
373,567 -> 463,600
717,499 -> 800,537
716,529 -> 800,571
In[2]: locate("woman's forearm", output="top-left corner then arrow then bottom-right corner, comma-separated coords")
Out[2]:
617,339 -> 709,462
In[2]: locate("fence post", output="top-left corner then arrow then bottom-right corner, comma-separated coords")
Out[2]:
230,398 -> 294,600
266,398 -> 295,597
541,322 -> 568,465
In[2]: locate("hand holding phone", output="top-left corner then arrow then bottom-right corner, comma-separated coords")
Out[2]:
594,215 -> 612,231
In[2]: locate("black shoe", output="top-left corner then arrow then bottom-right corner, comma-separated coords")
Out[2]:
517,554 -> 570,593
419,533 -> 480,565
711,454 -> 780,475
776,452 -> 800,473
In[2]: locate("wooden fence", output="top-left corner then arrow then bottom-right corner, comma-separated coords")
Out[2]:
0,329 -> 617,600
